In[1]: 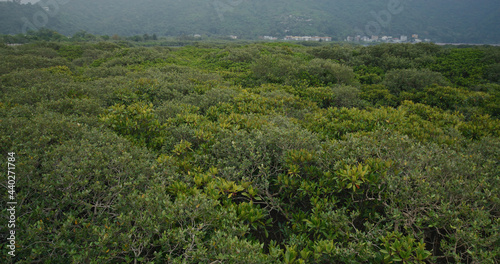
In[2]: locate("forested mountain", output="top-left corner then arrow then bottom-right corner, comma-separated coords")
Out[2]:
1,0 -> 499,43
0,1 -> 65,35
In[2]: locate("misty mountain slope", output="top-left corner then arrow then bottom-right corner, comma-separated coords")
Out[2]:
2,0 -> 499,43
388,0 -> 500,42
0,1 -> 65,35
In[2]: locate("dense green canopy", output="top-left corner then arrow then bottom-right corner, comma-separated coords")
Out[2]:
1,38 -> 499,263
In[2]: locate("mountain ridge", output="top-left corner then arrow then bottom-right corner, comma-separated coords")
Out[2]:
1,0 -> 499,43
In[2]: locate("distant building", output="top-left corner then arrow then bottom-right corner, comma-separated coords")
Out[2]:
311,36 -> 332,41
412,34 -> 419,39
261,36 -> 278,40
355,35 -> 361,42
285,36 -> 332,41
346,36 -> 354,42
229,35 -> 238,39
414,39 -> 422,43
400,35 -> 408,42
424,39 -> 431,42
371,35 -> 379,41
193,34 -> 201,38
390,37 -> 401,43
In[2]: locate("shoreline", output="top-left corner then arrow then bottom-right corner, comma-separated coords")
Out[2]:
435,43 -> 500,46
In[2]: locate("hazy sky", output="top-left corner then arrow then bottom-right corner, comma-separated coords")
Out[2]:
0,0 -> 40,3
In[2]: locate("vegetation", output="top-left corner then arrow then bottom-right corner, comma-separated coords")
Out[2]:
1,38 -> 499,263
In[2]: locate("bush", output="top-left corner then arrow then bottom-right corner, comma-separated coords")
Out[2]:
100,101 -> 165,149
307,45 -> 355,63
207,116 -> 321,186
360,84 -> 398,107
5,126 -> 159,263
323,130 -> 499,263
1,69 -> 75,105
383,68 -> 449,95
41,97 -> 104,117
207,46 -> 260,69
251,54 -> 302,85
302,59 -> 357,86
57,44 -> 84,61
0,54 -> 70,75
180,87 -> 239,113
330,85 -> 366,108
430,48 -> 487,87
483,63 -> 500,84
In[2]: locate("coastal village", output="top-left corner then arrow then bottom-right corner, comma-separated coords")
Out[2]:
255,34 -> 431,43
345,34 -> 431,43
259,35 -> 334,42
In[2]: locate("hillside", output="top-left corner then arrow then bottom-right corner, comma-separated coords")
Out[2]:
0,1 -> 65,35
1,0 -> 499,43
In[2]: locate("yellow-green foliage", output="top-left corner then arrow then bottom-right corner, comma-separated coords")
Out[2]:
100,102 -> 165,149
304,100 -> 499,144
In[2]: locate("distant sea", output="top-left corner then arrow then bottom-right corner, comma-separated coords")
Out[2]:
435,43 -> 500,46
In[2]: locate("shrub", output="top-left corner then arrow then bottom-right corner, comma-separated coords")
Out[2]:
251,54 -> 302,85
360,84 -> 398,107
325,130 -> 500,263
483,63 -> 500,84
302,59 -> 357,86
1,69 -> 76,105
7,127 -> 157,263
307,45 -> 355,63
40,97 -> 104,117
383,68 -> 449,95
207,46 -> 260,69
430,48 -> 487,87
180,87 -> 239,113
330,85 -> 365,108
57,44 -> 84,61
100,102 -> 165,149
0,54 -> 70,75
207,116 -> 321,186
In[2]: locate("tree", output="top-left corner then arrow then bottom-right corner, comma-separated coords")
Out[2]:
303,58 -> 357,86
383,68 -> 449,95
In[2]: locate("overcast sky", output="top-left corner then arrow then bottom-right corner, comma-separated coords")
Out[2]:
0,0 -> 40,3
